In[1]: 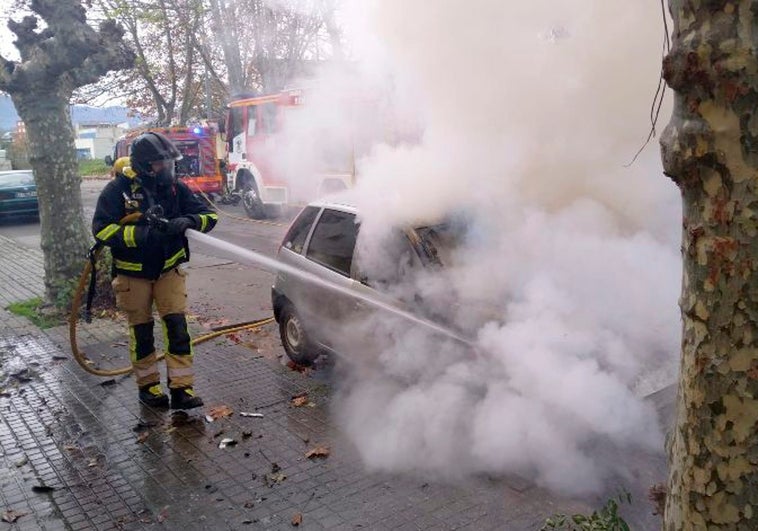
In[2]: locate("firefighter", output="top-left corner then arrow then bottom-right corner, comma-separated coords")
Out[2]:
92,132 -> 219,409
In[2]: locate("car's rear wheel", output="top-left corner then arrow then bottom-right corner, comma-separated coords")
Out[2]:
279,304 -> 319,366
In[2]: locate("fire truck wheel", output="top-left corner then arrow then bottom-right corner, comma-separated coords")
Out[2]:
242,180 -> 266,219
279,304 -> 319,366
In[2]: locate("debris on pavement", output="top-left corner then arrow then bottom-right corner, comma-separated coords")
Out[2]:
133,421 -> 157,432
136,431 -> 149,444
31,484 -> 55,493
218,438 -> 237,449
99,379 -> 117,387
239,411 -> 263,418
1,510 -> 27,523
14,456 -> 28,467
205,404 -> 233,422
263,463 -> 286,486
291,512 -> 303,526
290,393 -> 313,408
305,446 -> 330,459
156,505 -> 169,523
286,360 -> 310,374
242,430 -> 253,439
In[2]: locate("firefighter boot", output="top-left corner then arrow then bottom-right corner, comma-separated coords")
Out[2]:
138,384 -> 170,408
170,387 -> 204,410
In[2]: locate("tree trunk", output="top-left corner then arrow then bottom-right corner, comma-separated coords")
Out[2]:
0,1 -> 133,308
12,91 -> 90,306
661,1 -> 758,528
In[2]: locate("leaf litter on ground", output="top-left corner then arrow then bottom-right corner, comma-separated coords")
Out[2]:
305,446 -> 330,459
205,404 -> 234,422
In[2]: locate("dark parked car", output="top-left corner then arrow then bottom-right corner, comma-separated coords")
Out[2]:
272,199 -> 470,365
0,170 -> 38,220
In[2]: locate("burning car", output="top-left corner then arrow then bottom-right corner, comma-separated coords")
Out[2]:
271,198 -> 474,365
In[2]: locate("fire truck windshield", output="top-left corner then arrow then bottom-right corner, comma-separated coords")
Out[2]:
174,141 -> 201,177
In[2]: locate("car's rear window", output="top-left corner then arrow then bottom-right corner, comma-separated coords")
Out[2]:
0,172 -> 34,187
306,209 -> 358,276
283,206 -> 319,254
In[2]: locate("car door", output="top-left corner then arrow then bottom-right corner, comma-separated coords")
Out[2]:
298,207 -> 359,350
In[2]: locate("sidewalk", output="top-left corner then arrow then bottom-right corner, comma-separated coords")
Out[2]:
0,234 -> 661,530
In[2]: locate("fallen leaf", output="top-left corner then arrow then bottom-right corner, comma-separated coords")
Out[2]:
164,427 -> 177,434
290,395 -> 311,408
63,445 -> 79,452
286,361 -> 309,373
1,510 -> 27,523
136,431 -> 149,444
239,412 -> 263,418
291,513 -> 303,526
87,458 -> 98,468
99,379 -> 117,387
242,431 -> 253,439
206,405 -> 233,421
305,446 -> 330,459
244,501 -> 255,508
219,438 -> 237,449
264,472 -> 287,486
156,505 -> 169,523
271,463 -> 281,473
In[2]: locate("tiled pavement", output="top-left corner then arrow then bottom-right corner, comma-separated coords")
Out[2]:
0,234 -> 663,530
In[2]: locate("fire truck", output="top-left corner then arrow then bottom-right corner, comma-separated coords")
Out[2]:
222,89 -> 359,219
108,125 -> 224,195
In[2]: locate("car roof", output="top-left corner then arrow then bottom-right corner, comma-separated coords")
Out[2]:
307,195 -> 358,215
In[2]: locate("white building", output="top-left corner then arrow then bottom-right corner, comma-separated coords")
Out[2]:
74,123 -> 128,160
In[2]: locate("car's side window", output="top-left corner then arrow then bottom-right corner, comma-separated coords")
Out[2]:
283,206 -> 320,254
353,230 -> 418,287
305,209 -> 358,276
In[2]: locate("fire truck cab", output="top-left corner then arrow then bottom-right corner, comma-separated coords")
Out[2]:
224,89 -> 354,219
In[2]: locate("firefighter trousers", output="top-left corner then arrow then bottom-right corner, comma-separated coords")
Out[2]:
112,267 -> 194,389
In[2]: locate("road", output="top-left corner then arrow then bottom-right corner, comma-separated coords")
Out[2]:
0,178 -> 292,348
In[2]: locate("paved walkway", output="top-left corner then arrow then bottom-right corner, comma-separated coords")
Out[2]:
0,234 -> 664,530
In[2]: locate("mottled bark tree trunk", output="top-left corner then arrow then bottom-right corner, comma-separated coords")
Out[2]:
661,1 -> 758,528
0,0 -> 133,306
12,91 -> 89,303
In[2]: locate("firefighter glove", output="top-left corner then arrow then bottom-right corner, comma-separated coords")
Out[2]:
165,216 -> 195,236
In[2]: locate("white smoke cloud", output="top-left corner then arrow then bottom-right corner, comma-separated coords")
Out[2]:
307,0 -> 681,496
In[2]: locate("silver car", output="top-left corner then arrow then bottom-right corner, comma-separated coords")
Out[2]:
271,199 -> 462,365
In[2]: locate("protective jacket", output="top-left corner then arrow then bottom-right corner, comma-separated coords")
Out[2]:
92,174 -> 218,280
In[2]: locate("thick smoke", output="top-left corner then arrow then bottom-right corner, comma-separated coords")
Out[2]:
320,1 -> 680,495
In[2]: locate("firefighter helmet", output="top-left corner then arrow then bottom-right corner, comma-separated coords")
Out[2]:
112,156 -> 131,177
130,132 -> 182,176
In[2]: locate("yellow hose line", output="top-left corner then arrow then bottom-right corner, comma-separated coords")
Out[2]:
67,210 -> 275,377
197,190 -> 286,228
192,317 -> 275,344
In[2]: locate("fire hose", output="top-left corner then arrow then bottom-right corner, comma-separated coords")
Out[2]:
68,210 -> 273,377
